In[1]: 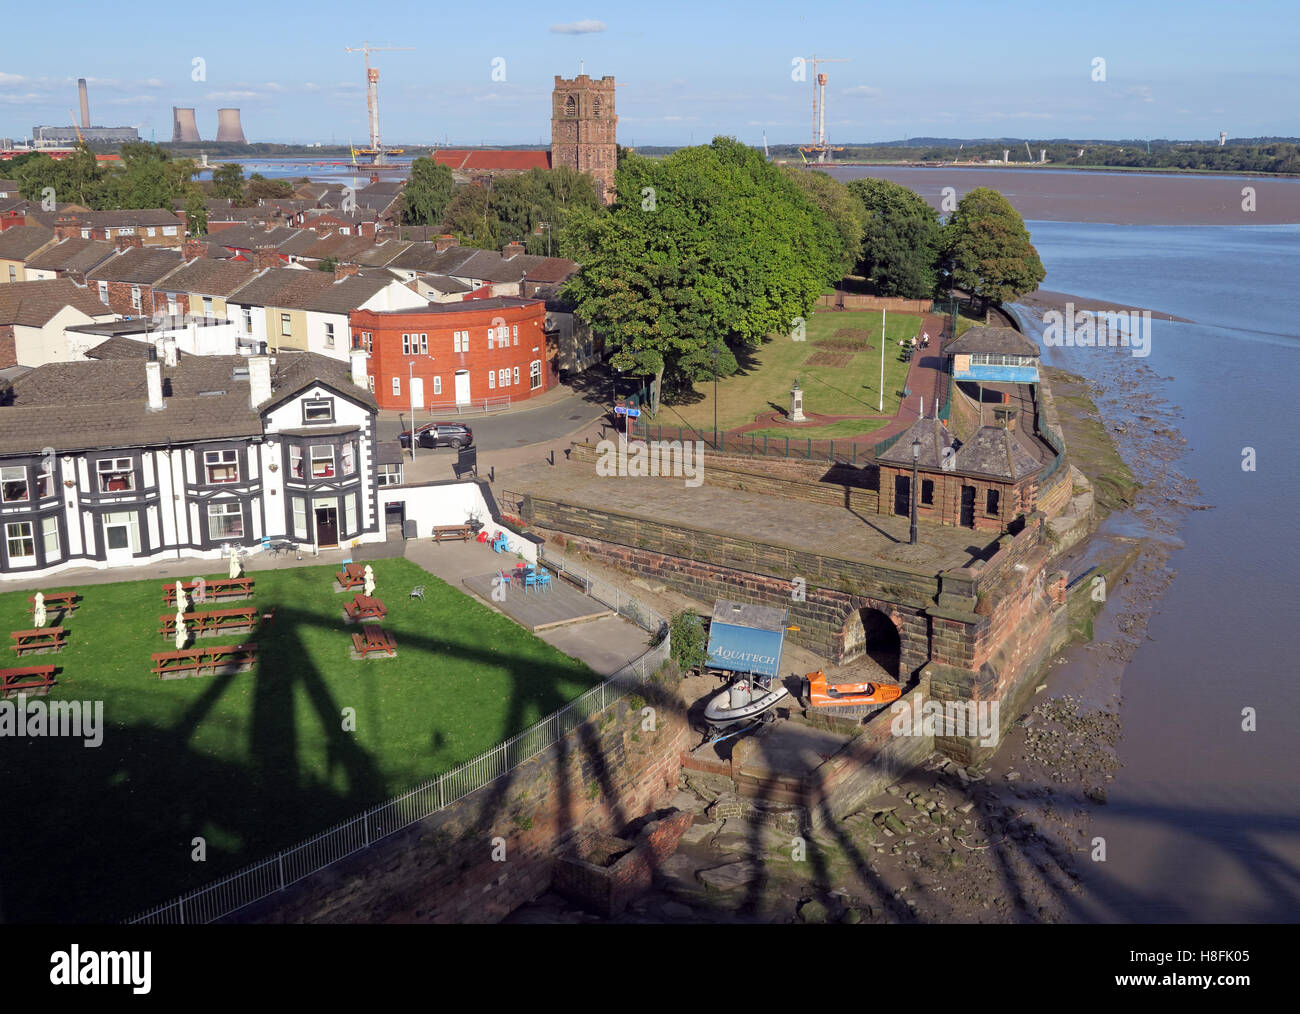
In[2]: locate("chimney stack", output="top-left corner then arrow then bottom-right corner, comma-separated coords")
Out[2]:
334,262 -> 360,281
251,245 -> 280,271
115,235 -> 143,251
350,346 -> 369,389
434,234 -> 456,253
248,355 -> 272,408
77,79 -> 90,129
162,338 -> 179,367
145,360 -> 165,412
502,241 -> 524,260
184,238 -> 207,260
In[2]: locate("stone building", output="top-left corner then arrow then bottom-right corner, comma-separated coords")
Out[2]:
551,74 -> 618,204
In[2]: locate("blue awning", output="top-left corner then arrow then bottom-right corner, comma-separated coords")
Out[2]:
706,620 -> 785,678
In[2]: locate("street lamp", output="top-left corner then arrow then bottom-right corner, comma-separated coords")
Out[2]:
909,436 -> 922,546
711,342 -> 721,451
408,359 -> 418,459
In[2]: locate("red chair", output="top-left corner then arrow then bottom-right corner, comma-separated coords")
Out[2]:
475,530 -> 490,544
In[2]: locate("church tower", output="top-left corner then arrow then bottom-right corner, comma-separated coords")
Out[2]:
551,74 -> 618,205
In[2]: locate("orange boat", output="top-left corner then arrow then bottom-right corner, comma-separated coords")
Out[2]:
805,671 -> 902,708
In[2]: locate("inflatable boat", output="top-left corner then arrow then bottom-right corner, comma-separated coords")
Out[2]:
805,670 -> 903,708
702,675 -> 789,732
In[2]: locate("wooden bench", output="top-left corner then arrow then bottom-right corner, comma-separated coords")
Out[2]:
1,664 -> 56,698
10,627 -> 66,656
432,524 -> 473,543
29,591 -> 79,614
343,595 -> 386,622
162,578 -> 254,606
151,642 -> 259,679
159,607 -> 259,638
335,562 -> 367,591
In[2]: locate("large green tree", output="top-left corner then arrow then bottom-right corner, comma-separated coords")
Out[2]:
782,167 -> 865,280
943,187 -> 1045,307
490,166 -> 603,255
241,173 -> 292,205
400,157 -> 455,225
847,177 -> 944,298
439,183 -> 498,249
210,163 -> 245,201
562,136 -> 837,394
183,188 -> 208,236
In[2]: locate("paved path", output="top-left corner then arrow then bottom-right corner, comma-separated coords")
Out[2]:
867,312 -> 949,445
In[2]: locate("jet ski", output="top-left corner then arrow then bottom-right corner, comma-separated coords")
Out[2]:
805,670 -> 902,709
702,674 -> 789,733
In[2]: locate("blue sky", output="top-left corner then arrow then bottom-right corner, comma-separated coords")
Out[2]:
2,0 -> 1295,146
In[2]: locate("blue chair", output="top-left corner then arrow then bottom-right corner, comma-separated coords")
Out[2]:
524,571 -> 540,593
535,571 -> 552,592
491,533 -> 509,554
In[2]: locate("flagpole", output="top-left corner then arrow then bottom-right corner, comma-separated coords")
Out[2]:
879,308 -> 886,412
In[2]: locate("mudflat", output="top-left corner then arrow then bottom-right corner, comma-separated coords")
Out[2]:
823,166 -> 1300,225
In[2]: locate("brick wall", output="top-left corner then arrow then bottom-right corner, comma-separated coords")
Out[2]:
240,666 -> 690,923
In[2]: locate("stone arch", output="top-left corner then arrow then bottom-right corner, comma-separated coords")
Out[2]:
564,94 -> 577,116
839,605 -> 902,679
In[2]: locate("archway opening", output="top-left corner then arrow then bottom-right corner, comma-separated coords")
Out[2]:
841,607 -> 902,678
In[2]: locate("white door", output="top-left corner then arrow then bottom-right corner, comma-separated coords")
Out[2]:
410,377 -> 424,413
454,370 -> 470,406
102,512 -> 137,565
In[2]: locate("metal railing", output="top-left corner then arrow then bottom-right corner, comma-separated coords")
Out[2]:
128,589 -> 670,925
539,549 -> 667,637
423,396 -> 514,416
630,421 -> 874,465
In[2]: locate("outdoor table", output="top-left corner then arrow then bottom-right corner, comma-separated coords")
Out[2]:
353,624 -> 396,658
345,595 -> 387,621
336,563 -> 367,590
29,591 -> 79,614
10,628 -> 66,655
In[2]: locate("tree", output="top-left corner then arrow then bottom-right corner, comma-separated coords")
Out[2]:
211,163 -> 245,201
943,187 -> 1045,307
490,166 -> 602,255
782,167 -> 865,279
562,137 -> 836,393
183,189 -> 208,236
400,157 -> 455,225
439,183 -> 498,249
848,177 -> 944,298
14,147 -> 105,209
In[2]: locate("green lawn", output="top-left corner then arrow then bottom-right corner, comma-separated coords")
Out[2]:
650,310 -> 922,434
0,559 -> 599,923
742,417 -> 892,441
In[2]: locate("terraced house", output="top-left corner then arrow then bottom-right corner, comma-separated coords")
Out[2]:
0,350 -> 385,578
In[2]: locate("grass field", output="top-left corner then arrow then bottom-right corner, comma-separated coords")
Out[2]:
652,310 -> 923,434
742,417 -> 892,441
0,559 -> 599,922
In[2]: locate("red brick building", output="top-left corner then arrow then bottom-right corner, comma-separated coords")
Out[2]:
350,296 -> 552,411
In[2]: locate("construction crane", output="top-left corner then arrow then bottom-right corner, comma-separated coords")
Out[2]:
345,42 -> 414,164
797,55 -> 849,163
67,110 -> 84,146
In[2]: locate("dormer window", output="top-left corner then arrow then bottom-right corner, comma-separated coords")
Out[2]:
303,398 -> 335,423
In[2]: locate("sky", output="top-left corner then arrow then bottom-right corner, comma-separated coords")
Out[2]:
1,0 -> 1296,147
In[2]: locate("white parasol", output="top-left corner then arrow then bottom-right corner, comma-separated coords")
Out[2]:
174,610 -> 188,651
363,564 -> 375,598
33,592 -> 46,629
229,549 -> 241,580
175,580 -> 188,613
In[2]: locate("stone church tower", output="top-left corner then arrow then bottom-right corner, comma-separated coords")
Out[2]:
551,75 -> 618,204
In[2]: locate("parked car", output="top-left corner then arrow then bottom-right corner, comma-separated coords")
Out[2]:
397,422 -> 473,450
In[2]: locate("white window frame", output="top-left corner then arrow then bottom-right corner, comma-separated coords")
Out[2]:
242,307 -> 253,334
344,493 -> 357,534
131,285 -> 142,310
310,445 -> 335,479
292,496 -> 308,539
432,375 -> 442,396
207,501 -> 244,541
377,463 -> 402,487
36,461 -> 54,499
163,225 -> 178,236
280,313 -> 292,337
488,371 -> 495,390
289,446 -> 303,478
513,366 -> 519,386
325,322 -> 335,348
6,521 -> 35,563
97,457 -> 135,493
392,376 -> 401,397
530,359 -> 542,390
98,280 -> 108,304
512,324 -> 518,345
1,465 -> 29,504
202,296 -> 213,318
42,516 -> 60,560
419,333 -> 427,354
402,333 -> 411,355
342,443 -> 356,476
203,449 -> 240,485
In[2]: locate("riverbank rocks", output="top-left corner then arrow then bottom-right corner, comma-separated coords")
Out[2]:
698,860 -> 764,894
798,898 -> 831,924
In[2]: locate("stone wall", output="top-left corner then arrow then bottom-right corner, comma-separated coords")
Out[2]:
241,666 -> 691,924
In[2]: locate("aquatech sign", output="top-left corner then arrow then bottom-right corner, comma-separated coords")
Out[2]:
706,621 -> 784,678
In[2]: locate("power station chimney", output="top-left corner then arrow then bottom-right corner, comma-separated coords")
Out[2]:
77,78 -> 90,128
216,108 -> 247,144
172,107 -> 200,143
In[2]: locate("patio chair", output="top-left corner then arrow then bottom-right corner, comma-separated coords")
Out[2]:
524,571 -> 540,593
409,585 -> 425,601
535,571 -> 552,592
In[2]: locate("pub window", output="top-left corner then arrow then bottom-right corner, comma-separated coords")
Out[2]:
97,457 -> 135,493
342,443 -> 356,476
42,516 -> 60,559
37,461 -> 55,499
303,398 -> 335,423
292,496 -> 308,539
207,502 -> 244,540
310,445 -> 335,478
986,489 -> 1001,516
204,449 -> 240,484
344,493 -> 357,534
289,446 -> 303,478
6,521 -> 35,563
378,463 -> 403,486
1,466 -> 29,503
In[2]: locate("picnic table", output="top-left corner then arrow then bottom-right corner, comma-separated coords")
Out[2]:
151,642 -> 259,679
344,595 -> 386,622
158,607 -> 259,638
335,562 -> 367,591
162,578 -> 253,606
432,524 -> 473,543
29,591 -> 79,614
351,624 -> 396,658
10,627 -> 66,656
2,664 -> 56,698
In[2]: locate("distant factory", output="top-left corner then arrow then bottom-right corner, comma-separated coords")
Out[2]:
172,106 -> 247,144
31,78 -> 139,146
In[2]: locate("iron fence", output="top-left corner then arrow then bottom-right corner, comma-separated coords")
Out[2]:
128,593 -> 670,925
423,396 -> 514,416
539,550 -> 667,638
629,421 -> 876,465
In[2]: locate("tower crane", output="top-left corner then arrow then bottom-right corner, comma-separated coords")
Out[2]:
797,55 -> 849,163
345,42 -> 414,163
68,110 -> 84,146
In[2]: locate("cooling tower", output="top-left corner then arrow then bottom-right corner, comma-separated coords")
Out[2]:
77,78 -> 90,128
172,106 -> 200,143
216,108 -> 247,144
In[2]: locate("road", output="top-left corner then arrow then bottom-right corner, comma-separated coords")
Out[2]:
375,388 -> 607,453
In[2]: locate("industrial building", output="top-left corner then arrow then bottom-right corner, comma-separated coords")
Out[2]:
32,125 -> 138,146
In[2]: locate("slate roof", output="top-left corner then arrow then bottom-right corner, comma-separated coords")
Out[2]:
58,208 -> 185,228
875,416 -> 960,470
225,267 -> 333,307
84,336 -> 153,360
0,278 -> 113,327
0,225 -> 56,260
951,425 -> 1045,480
353,240 -> 412,267
24,237 -> 117,275
154,258 -> 259,296
522,256 -> 579,284
211,224 -> 302,251
389,243 -> 476,274
373,440 -> 403,466
0,352 -> 376,455
86,246 -> 184,285
275,229 -> 326,256
453,248 -> 549,283
944,326 -> 1040,358
418,273 -> 471,294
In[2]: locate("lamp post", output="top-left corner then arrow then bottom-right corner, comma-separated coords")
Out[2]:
711,342 -> 721,451
910,436 -> 921,546
408,359 -> 418,459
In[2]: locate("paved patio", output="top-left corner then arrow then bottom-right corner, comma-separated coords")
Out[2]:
461,569 -> 615,632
